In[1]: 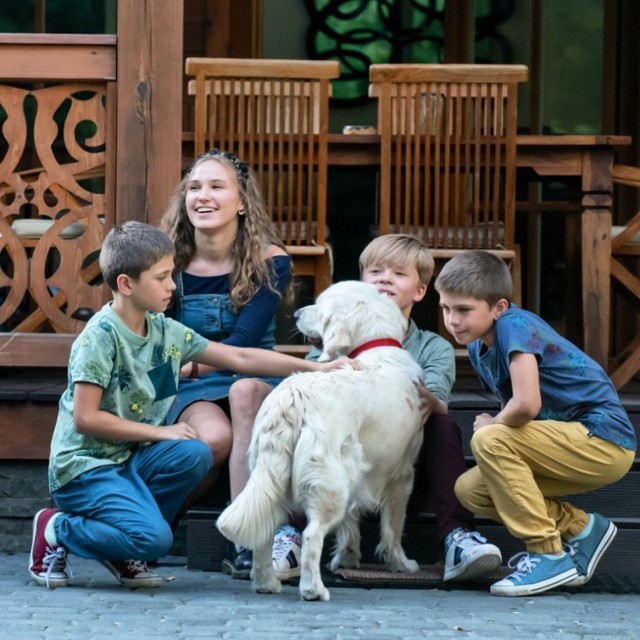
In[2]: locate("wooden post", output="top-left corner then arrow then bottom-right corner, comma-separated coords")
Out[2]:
116,0 -> 184,226
443,0 -> 474,63
580,147 -> 613,368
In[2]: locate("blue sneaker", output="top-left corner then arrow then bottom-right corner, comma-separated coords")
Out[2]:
490,551 -> 578,596
564,513 -> 617,587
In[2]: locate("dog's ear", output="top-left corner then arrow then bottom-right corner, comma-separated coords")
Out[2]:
317,316 -> 352,361
317,297 -> 369,360
318,326 -> 351,360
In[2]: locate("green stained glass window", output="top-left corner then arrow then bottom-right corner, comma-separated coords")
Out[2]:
304,0 -> 514,103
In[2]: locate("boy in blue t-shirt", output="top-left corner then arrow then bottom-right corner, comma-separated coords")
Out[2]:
29,221 -> 349,589
435,250 -> 636,596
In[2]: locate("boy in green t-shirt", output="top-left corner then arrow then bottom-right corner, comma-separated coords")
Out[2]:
29,221 -> 348,589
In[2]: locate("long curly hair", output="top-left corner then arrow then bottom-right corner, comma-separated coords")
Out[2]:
160,149 -> 294,309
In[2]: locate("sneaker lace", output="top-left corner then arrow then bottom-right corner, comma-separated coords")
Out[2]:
43,546 -> 72,587
506,552 -> 539,581
455,530 -> 489,549
563,541 -> 578,558
125,559 -> 149,574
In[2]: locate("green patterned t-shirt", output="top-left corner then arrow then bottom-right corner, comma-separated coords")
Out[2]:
48,303 -> 208,492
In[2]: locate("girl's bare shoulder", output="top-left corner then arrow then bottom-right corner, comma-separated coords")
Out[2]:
263,244 -> 289,259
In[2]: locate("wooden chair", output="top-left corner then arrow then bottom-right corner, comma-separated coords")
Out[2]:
186,57 -> 340,298
609,164 -> 640,389
369,64 -> 528,303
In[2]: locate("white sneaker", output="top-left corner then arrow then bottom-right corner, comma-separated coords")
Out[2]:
444,528 -> 502,582
272,525 -> 302,581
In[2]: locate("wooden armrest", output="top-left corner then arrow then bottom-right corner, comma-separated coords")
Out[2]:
613,164 -> 640,188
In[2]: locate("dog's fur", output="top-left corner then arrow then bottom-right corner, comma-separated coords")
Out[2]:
216,281 -> 423,601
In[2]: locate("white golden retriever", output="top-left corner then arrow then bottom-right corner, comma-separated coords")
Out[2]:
216,281 -> 423,601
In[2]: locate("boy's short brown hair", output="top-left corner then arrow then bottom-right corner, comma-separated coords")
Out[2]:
435,250 -> 512,305
359,234 -> 435,286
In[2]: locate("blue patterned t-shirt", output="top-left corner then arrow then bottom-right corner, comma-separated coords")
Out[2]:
48,303 -> 208,491
467,305 -> 636,452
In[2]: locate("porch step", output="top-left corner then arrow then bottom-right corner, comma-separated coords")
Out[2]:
185,379 -> 640,590
185,508 -> 640,592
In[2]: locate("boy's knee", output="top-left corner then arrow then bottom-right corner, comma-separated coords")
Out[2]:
454,470 -> 474,508
132,521 -> 174,560
179,439 -> 214,475
470,424 -> 504,457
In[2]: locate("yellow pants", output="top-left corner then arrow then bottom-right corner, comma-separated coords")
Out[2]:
455,420 -> 635,554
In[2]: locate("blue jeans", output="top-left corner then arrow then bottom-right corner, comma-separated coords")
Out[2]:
52,440 -> 212,561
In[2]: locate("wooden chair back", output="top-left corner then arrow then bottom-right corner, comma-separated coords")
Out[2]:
186,58 -> 340,297
369,64 -> 528,300
609,164 -> 640,388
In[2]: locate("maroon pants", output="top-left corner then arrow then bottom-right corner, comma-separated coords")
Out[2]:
408,413 -> 475,543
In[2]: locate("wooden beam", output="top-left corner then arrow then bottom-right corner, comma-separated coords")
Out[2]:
230,0 -> 263,58
116,0 -> 184,226
443,0 -> 474,63
0,333 -> 74,367
0,34 -> 116,81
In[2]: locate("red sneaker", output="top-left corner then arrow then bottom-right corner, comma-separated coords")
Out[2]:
28,508 -> 70,588
99,559 -> 162,588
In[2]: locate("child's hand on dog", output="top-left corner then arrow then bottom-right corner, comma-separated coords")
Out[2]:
317,357 -> 362,372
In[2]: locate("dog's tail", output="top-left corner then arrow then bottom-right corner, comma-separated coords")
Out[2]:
216,387 -> 303,550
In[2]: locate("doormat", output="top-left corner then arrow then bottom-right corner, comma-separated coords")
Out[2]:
308,563 -> 640,594
324,562 -> 508,591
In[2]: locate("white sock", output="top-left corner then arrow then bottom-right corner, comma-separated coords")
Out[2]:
44,512 -> 60,547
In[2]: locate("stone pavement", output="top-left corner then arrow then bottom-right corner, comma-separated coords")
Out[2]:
3,552 -> 638,639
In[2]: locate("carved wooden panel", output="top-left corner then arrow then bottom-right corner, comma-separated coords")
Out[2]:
0,82 -> 112,333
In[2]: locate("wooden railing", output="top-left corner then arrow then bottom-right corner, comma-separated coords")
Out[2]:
0,35 -> 117,360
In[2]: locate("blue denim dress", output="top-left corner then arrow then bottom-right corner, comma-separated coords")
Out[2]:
164,272 -> 284,424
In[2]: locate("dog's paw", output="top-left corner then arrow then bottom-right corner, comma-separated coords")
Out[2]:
328,552 -> 360,572
253,577 -> 283,595
300,584 -> 330,602
387,557 -> 420,573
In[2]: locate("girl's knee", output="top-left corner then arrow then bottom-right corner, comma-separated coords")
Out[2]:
196,425 -> 231,462
229,378 -> 271,408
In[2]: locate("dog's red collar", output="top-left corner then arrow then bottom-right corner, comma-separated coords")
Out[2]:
348,338 -> 403,359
